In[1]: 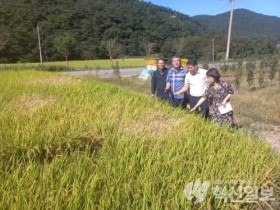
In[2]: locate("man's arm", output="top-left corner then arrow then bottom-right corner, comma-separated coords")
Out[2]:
165,70 -> 171,91
151,72 -> 157,97
190,97 -> 206,112
174,73 -> 189,95
174,83 -> 189,96
165,82 -> 171,92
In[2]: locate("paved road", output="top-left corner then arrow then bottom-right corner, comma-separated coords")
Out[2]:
62,67 -> 144,78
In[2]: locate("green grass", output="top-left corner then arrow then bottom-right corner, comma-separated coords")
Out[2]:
0,70 -> 279,209
0,58 -> 146,71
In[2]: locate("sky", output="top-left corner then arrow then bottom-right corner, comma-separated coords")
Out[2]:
143,0 -> 280,17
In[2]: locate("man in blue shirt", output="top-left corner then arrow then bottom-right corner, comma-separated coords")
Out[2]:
165,56 -> 189,108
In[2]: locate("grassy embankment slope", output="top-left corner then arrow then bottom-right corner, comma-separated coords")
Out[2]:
0,70 -> 279,209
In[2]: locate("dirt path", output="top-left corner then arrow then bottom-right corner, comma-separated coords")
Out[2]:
264,125 -> 280,153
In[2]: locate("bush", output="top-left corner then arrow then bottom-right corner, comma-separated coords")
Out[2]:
202,62 -> 209,69
246,61 -> 255,88
111,61 -> 121,77
36,65 -> 74,71
269,57 -> 278,84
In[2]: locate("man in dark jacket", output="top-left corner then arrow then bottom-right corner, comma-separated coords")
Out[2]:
151,59 -> 169,101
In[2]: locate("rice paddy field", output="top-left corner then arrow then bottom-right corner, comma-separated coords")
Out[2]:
0,58 -> 146,70
0,69 -> 280,209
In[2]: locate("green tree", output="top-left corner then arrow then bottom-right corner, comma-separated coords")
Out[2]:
269,57 -> 278,84
0,35 -> 7,51
234,68 -> 242,89
202,63 -> 209,69
278,66 -> 280,84
237,60 -> 243,75
258,68 -> 265,88
221,63 -> 229,73
111,61 -> 120,78
233,61 -> 243,89
216,52 -> 225,61
103,39 -> 122,61
54,35 -> 76,66
142,41 -> 155,58
260,59 -> 266,70
258,60 -> 266,88
278,59 -> 280,84
246,61 -> 255,88
173,37 -> 188,57
230,64 -> 236,72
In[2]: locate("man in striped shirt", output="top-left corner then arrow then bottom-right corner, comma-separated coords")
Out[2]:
165,56 -> 189,108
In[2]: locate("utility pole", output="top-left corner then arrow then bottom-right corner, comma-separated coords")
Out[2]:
212,38 -> 215,63
225,0 -> 235,62
37,24 -> 43,65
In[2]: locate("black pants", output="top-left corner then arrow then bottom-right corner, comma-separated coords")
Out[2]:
169,98 -> 187,109
157,95 -> 170,102
189,95 -> 209,118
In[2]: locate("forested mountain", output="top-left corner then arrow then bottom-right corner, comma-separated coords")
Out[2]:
0,0 -> 204,62
0,1 -> 278,62
193,9 -> 280,41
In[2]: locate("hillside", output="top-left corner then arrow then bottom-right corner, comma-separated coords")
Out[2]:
193,9 -> 280,41
0,0 -> 204,62
1,2 -> 278,63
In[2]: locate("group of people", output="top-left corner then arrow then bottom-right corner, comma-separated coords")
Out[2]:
151,56 -> 234,127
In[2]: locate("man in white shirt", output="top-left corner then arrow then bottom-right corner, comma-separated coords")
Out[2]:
174,59 -> 209,118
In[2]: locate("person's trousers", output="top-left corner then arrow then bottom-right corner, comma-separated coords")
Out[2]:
169,98 -> 187,109
189,95 -> 209,118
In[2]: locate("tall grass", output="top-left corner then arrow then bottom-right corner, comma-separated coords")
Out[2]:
0,70 -> 279,209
